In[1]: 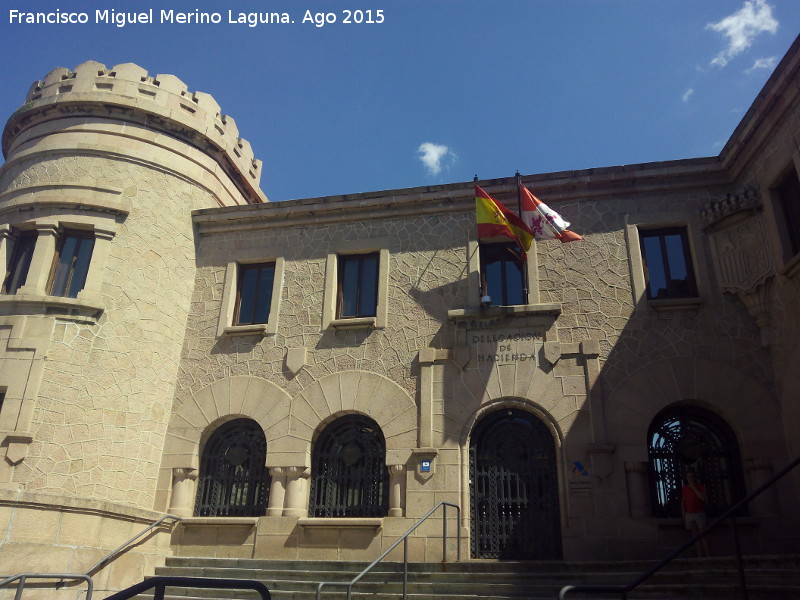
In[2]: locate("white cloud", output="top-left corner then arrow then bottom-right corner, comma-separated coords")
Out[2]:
745,56 -> 778,73
417,142 -> 455,176
682,88 -> 695,103
707,0 -> 778,68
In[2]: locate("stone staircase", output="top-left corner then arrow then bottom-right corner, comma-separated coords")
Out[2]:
146,555 -> 800,600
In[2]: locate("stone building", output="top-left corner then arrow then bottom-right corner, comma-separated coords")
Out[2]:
1,35 -> 799,593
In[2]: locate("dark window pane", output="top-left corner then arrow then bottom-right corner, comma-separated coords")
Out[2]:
480,242 -> 526,306
3,232 -> 37,294
338,254 -> 379,319
50,233 -> 95,298
773,168 -> 800,259
358,256 -> 378,318
640,228 -> 696,300
235,263 -> 275,325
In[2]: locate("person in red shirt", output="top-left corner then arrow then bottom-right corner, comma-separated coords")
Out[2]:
682,469 -> 710,557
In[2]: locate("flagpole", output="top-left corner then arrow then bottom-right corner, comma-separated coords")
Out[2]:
515,171 -> 529,302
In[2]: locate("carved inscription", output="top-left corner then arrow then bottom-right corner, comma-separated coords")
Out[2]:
471,330 -> 542,365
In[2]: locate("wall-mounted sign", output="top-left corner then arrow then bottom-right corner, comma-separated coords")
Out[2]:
420,460 -> 431,473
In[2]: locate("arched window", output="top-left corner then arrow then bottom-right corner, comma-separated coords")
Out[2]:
648,406 -> 745,518
195,418 -> 270,517
309,415 -> 388,518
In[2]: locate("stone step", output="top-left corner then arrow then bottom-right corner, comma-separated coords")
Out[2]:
145,556 -> 800,600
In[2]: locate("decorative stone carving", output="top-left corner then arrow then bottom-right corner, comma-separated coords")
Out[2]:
702,190 -> 774,346
285,348 -> 308,375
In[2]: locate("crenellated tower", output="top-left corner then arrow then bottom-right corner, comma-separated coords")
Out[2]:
0,61 -> 264,584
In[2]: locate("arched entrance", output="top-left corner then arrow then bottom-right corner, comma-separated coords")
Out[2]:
470,408 -> 562,559
194,418 -> 271,517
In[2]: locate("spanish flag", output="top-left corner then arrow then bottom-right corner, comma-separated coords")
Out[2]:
475,184 -> 534,253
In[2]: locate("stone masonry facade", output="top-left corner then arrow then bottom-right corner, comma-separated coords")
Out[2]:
1,36 -> 800,594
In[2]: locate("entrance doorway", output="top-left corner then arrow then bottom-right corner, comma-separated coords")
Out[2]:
470,408 -> 562,559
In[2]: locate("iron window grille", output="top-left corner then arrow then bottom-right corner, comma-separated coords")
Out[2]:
309,414 -> 388,518
479,242 -> 527,306
648,405 -> 745,519
639,227 -> 698,300
772,166 -> 800,260
49,231 -> 95,298
3,230 -> 36,294
469,408 -> 562,560
234,262 -> 275,325
195,418 -> 270,517
337,253 -> 378,319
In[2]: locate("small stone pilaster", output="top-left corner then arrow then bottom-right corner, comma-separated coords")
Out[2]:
267,467 -> 287,516
746,458 -> 778,516
168,467 -> 197,517
283,466 -> 310,517
16,225 -> 58,296
388,464 -> 406,517
624,461 -> 650,518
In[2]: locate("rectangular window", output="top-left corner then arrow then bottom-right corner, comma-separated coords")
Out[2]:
772,166 -> 800,261
639,227 -> 697,300
3,230 -> 36,294
49,232 -> 95,298
234,262 -> 275,325
480,242 -> 526,306
337,253 -> 378,318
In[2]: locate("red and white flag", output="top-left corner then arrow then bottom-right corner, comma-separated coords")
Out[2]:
519,185 -> 583,243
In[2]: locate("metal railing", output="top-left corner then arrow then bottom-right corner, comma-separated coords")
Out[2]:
315,501 -> 461,600
559,454 -> 800,600
101,575 -> 270,600
0,514 -> 182,600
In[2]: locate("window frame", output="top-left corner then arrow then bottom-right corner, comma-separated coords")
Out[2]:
48,230 -> 95,299
336,253 -> 379,319
638,226 -> 699,301
233,262 -> 276,326
323,240 -> 389,330
3,230 -> 37,295
479,241 -> 528,307
770,165 -> 800,263
218,255 -> 285,337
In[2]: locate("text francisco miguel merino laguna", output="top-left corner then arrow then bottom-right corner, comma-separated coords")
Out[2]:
9,8 -> 303,28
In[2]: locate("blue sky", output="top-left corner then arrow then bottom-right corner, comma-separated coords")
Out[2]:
1,1 -> 799,202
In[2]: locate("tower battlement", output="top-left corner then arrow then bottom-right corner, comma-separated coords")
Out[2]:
4,60 -> 264,202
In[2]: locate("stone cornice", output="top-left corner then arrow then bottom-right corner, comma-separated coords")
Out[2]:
193,157 -> 729,234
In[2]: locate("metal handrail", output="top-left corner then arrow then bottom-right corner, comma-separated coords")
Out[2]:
0,514 -> 182,600
0,574 -> 92,600
101,575 -> 270,600
315,501 -> 461,600
559,454 -> 800,599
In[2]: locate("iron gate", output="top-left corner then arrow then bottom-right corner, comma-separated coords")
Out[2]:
470,408 -> 562,559
195,418 -> 270,517
309,414 -> 389,517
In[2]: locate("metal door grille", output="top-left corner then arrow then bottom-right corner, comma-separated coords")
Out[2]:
470,408 -> 562,559
648,405 -> 745,518
195,418 -> 270,517
309,415 -> 388,518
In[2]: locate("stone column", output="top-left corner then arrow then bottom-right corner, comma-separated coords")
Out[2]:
17,224 -> 58,296
267,467 -> 287,517
168,467 -> 197,517
283,466 -> 310,517
746,458 -> 778,516
624,462 -> 650,518
388,464 -> 406,517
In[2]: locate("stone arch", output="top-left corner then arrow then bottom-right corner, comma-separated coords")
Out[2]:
270,371 -> 416,467
161,375 -> 292,473
605,357 -> 781,461
463,398 -> 564,559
